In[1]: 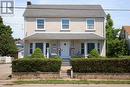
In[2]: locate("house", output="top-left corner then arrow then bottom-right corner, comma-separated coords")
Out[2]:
120,26 -> 130,54
23,1 -> 106,58
15,39 -> 24,58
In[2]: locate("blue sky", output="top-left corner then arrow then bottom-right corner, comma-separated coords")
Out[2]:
2,0 -> 130,39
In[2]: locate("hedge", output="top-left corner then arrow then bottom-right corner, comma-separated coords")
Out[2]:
12,58 -> 62,72
71,58 -> 130,73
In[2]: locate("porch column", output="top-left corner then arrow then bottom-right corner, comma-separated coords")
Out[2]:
85,42 -> 87,58
43,42 -> 46,57
33,42 -> 35,53
95,42 -> 98,50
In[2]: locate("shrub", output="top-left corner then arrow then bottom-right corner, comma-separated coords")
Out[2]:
88,49 -> 100,58
12,58 -> 62,72
31,48 -> 45,58
71,58 -> 130,73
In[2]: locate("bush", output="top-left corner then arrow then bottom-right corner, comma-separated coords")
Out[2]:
88,49 -> 100,58
12,58 -> 62,72
31,48 -> 45,58
71,58 -> 130,73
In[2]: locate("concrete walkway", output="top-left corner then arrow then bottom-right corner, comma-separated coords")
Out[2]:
0,64 -> 11,80
1,84 -> 130,87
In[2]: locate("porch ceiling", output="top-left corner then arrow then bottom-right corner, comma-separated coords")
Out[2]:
24,32 -> 105,40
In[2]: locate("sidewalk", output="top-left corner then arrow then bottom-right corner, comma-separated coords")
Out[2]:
1,84 -> 130,87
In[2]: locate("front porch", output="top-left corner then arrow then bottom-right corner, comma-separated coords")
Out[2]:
24,39 -> 105,58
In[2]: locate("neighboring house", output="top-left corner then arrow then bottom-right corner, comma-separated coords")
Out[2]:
15,40 -> 24,58
23,1 -> 106,58
120,26 -> 130,54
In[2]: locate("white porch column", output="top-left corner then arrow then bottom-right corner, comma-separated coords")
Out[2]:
43,42 -> 46,57
95,42 -> 98,50
85,42 -> 87,58
33,42 -> 35,53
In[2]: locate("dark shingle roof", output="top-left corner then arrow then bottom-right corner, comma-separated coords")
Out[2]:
23,5 -> 106,18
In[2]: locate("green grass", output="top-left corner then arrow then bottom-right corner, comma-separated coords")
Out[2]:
14,80 -> 130,84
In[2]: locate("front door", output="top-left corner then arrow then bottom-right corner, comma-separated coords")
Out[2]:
60,41 -> 70,58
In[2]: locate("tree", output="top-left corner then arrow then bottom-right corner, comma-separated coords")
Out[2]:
0,16 -> 17,56
106,14 -> 128,57
31,48 -> 45,58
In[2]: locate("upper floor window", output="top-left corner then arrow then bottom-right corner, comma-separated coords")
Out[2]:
37,19 -> 44,29
86,19 -> 94,29
62,19 -> 69,30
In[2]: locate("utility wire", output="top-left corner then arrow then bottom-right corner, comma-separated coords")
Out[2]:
1,7 -> 130,11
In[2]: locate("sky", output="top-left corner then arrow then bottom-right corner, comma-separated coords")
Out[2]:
1,0 -> 130,39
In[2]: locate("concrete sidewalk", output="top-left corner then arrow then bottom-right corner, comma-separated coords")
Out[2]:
1,84 -> 130,87
0,64 -> 11,80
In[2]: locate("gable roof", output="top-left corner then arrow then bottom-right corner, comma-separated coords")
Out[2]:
23,5 -> 106,18
122,26 -> 130,35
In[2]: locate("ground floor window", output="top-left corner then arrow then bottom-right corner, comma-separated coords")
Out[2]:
81,43 -> 84,55
97,43 -> 100,54
35,43 -> 43,53
87,43 -> 95,54
30,43 -> 33,54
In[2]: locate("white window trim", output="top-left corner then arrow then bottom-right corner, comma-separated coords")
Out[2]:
61,18 -> 70,30
36,18 -> 46,30
86,18 -> 95,30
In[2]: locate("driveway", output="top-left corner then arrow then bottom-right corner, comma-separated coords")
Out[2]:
0,64 -> 11,80
1,84 -> 130,87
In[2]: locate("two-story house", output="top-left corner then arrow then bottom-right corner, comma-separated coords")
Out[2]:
23,1 -> 106,58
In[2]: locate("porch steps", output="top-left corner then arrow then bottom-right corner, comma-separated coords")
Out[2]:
62,59 -> 71,66
60,66 -> 72,79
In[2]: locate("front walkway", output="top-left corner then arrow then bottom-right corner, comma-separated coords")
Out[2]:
0,64 -> 11,80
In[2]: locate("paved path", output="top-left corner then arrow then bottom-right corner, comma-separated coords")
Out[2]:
0,64 -> 11,80
1,84 -> 130,87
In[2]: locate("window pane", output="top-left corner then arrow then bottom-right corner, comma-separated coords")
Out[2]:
98,43 -> 100,53
37,19 -> 44,29
87,20 -> 94,29
62,25 -> 69,29
87,43 -> 95,53
62,19 -> 69,29
35,43 -> 43,53
81,43 -> 84,55
30,43 -> 33,54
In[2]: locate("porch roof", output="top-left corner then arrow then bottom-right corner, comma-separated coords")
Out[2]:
24,32 -> 105,40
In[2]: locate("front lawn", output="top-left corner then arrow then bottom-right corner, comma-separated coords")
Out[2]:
14,80 -> 130,84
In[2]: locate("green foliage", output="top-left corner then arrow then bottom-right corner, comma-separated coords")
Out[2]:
88,49 -> 100,58
31,48 -> 45,58
106,14 -> 128,57
12,58 -> 62,72
107,39 -> 128,57
71,58 -> 130,73
0,16 -> 17,56
71,55 -> 82,58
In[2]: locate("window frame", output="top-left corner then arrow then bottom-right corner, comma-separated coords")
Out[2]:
86,18 -> 95,30
61,18 -> 70,30
36,18 -> 45,30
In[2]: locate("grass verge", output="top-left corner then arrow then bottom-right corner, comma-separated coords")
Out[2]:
14,80 -> 130,84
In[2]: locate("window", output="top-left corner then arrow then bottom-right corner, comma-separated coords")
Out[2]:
81,43 -> 84,55
35,43 -> 43,53
37,19 -> 44,29
62,19 -> 69,29
87,43 -> 95,53
87,19 -> 94,29
97,43 -> 100,54
30,43 -> 33,54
